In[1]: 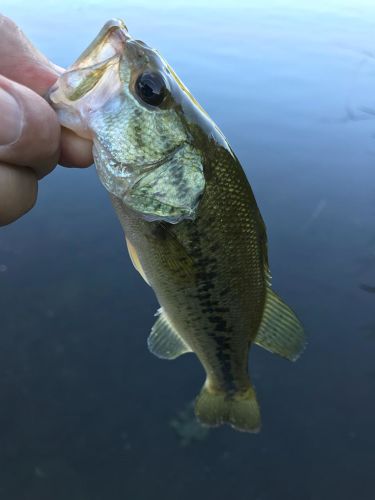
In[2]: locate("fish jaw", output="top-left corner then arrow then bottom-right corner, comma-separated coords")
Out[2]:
47,19 -> 129,139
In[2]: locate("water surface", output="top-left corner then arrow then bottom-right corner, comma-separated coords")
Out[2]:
0,1 -> 375,499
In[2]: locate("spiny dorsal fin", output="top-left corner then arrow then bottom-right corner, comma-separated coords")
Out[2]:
148,308 -> 192,360
254,289 -> 305,361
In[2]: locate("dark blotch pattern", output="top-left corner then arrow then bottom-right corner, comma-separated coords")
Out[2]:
189,225 -> 236,392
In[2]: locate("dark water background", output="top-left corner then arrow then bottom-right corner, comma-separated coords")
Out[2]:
1,1 -> 375,499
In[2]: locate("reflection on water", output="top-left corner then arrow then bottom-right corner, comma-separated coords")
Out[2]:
0,1 -> 375,499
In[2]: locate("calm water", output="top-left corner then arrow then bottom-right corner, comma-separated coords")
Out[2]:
1,1 -> 375,499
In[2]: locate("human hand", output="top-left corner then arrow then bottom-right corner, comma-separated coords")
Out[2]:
0,14 -> 94,226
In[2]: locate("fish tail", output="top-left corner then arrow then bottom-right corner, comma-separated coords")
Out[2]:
195,382 -> 261,433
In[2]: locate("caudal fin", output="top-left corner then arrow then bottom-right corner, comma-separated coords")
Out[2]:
195,384 -> 261,433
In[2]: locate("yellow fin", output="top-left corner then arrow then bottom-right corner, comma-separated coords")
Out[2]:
254,289 -> 305,361
125,237 -> 150,285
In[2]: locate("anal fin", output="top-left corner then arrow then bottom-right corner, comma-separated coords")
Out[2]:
148,308 -> 192,360
255,289 -> 305,361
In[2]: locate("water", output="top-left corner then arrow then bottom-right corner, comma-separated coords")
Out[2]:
1,1 -> 375,499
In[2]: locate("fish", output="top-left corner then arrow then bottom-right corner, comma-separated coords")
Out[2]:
48,19 -> 305,432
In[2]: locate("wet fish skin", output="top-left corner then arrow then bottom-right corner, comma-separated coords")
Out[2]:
110,138 -> 267,393
48,19 -> 305,432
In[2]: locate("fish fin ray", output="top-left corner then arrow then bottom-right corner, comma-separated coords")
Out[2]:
152,222 -> 195,284
195,384 -> 261,433
125,237 -> 150,285
257,210 -> 272,286
255,288 -> 305,361
148,308 -> 192,360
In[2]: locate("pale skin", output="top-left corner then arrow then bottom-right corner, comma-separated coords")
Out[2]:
0,14 -> 94,226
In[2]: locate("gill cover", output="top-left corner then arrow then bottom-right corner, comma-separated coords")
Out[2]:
125,145 -> 204,222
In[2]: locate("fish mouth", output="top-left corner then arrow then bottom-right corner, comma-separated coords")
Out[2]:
46,19 -> 130,99
46,19 -> 132,139
70,19 -> 130,70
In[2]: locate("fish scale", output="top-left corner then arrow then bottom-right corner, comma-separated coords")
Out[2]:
111,143 -> 266,395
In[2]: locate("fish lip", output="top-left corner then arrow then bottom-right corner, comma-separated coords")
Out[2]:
103,18 -> 128,32
46,19 -> 131,114
69,19 -> 131,71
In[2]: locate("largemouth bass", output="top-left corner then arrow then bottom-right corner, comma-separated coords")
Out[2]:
48,19 -> 305,432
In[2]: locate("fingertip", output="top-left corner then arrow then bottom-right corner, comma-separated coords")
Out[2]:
59,127 -> 93,168
0,163 -> 37,226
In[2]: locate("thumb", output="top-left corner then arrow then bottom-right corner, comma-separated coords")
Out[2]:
0,75 -> 60,178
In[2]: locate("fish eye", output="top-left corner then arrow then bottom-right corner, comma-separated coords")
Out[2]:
135,71 -> 166,107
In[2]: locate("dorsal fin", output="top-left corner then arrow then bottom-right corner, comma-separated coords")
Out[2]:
125,237 -> 150,285
254,289 -> 305,361
148,308 -> 192,360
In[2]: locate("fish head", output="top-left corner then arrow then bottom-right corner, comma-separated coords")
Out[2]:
48,19 -> 214,223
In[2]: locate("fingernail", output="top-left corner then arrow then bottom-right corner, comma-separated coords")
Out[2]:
0,87 -> 23,146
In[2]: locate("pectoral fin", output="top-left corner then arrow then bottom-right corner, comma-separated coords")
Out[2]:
125,237 -> 150,285
148,308 -> 192,360
254,289 -> 305,361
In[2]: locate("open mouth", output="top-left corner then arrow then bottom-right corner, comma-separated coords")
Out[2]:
46,19 -> 132,138
70,19 -> 130,71
46,19 -> 130,106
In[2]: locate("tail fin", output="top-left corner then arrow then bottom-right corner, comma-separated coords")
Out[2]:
195,383 -> 261,433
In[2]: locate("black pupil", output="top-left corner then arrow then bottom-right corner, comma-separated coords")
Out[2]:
135,72 -> 166,106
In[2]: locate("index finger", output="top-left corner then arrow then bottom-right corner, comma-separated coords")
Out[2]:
0,14 -> 93,168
